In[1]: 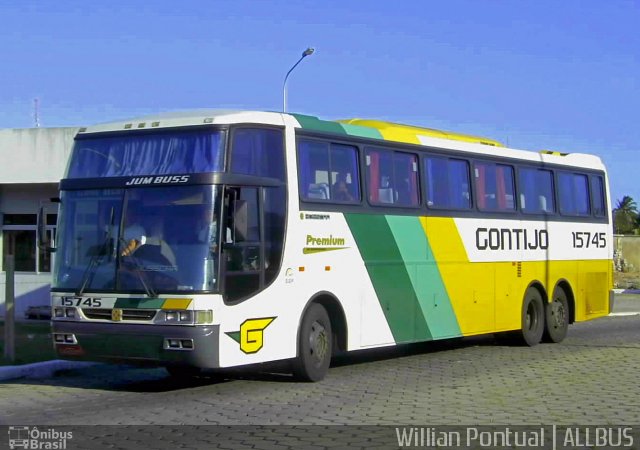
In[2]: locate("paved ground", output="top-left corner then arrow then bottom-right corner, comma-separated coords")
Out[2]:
0,295 -> 638,449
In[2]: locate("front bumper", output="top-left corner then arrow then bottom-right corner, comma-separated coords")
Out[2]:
52,321 -> 220,368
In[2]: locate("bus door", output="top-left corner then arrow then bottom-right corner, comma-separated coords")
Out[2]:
220,184 -> 286,303
220,186 -> 263,302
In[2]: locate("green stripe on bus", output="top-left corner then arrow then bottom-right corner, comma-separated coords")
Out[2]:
385,216 -> 462,339
291,113 -> 383,140
114,298 -> 165,309
345,214 -> 432,343
291,114 -> 348,135
339,123 -> 384,140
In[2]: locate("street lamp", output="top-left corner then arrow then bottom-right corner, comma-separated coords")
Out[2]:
283,47 -> 315,113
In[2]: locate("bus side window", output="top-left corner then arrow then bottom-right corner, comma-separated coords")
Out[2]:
425,157 -> 471,210
298,139 -> 330,201
558,172 -> 590,216
519,167 -> 555,214
231,128 -> 285,181
475,162 -> 515,212
591,175 -> 606,217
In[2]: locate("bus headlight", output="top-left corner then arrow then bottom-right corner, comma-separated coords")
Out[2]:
162,310 -> 212,324
163,310 -> 192,323
53,307 -> 76,319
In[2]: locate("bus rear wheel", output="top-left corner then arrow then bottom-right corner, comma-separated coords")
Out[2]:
543,287 -> 569,343
292,303 -> 332,382
519,287 -> 545,346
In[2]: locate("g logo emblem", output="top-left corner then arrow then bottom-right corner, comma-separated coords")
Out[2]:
226,317 -> 276,354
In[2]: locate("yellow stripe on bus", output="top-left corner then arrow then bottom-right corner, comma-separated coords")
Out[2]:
421,217 -> 610,336
162,298 -> 193,310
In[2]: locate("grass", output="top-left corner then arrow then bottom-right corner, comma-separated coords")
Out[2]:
0,320 -> 57,366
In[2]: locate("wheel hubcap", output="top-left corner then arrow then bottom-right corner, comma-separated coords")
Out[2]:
309,321 -> 328,364
550,298 -> 566,330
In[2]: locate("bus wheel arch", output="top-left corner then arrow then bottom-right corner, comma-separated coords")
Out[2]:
292,292 -> 347,381
543,281 -> 573,343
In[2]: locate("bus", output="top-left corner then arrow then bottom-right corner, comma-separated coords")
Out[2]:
42,110 -> 613,381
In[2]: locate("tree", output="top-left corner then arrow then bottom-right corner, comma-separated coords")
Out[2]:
613,196 -> 638,234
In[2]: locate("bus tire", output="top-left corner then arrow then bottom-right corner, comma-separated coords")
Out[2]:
292,303 -> 332,382
519,287 -> 545,346
543,287 -> 569,343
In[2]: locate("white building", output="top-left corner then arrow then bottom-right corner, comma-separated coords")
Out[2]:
0,127 -> 80,319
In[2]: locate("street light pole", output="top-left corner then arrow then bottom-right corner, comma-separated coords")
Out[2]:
283,47 -> 315,113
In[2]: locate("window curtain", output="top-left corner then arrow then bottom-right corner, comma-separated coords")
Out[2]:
368,151 -> 380,202
450,161 -> 468,209
407,156 -> 418,205
476,165 -> 486,209
496,165 -> 507,209
68,131 -> 224,178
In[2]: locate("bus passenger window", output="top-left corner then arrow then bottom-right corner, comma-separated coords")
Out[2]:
475,162 -> 515,212
297,139 -> 360,203
366,148 -> 418,207
518,168 -> 555,214
425,156 -> 471,209
558,173 -> 590,216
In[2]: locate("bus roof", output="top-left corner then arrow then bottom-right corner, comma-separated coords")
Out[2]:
77,109 -> 287,134
337,118 -> 505,147
76,109 -> 605,171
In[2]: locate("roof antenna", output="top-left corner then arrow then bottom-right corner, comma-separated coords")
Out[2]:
33,98 -> 40,128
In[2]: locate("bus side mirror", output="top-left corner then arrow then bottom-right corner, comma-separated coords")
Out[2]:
37,203 -> 57,252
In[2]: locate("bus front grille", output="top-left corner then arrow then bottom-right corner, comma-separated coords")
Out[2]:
83,308 -> 157,321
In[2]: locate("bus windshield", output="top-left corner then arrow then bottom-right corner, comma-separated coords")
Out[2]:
67,129 -> 225,178
53,185 -> 222,294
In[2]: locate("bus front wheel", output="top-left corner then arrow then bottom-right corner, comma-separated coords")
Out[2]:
520,287 -> 545,346
292,303 -> 332,382
543,287 -> 569,343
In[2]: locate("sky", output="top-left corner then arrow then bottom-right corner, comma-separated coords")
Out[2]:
1,0 -> 638,206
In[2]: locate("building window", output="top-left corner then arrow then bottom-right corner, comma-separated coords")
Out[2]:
2,214 -> 56,272
3,230 -> 36,271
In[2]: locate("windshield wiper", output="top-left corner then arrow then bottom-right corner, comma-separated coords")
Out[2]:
77,207 -> 115,296
118,237 -> 157,298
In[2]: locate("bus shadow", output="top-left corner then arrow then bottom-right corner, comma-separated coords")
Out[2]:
6,335 -> 499,393
332,334 -> 496,368
116,334 -> 499,392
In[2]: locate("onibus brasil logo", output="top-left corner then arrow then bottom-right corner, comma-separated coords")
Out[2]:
226,317 -> 276,354
8,426 -> 72,449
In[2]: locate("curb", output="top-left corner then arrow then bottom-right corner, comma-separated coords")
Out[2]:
613,289 -> 640,294
0,360 -> 96,382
